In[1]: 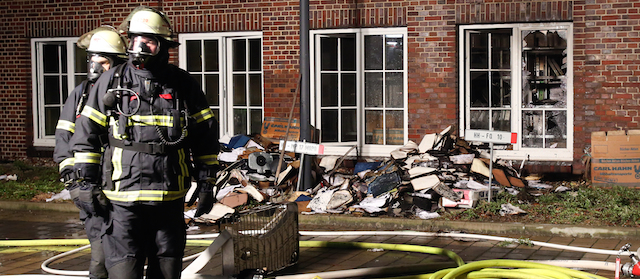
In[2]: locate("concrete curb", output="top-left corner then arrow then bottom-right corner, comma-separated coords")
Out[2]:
2,201 -> 638,239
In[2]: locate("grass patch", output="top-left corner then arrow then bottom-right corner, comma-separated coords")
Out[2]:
440,186 -> 640,227
0,160 -> 63,201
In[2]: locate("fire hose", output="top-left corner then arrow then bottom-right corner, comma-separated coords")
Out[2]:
0,230 -> 636,278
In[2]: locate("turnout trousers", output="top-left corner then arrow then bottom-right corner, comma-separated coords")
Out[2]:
103,200 -> 186,279
82,210 -> 108,279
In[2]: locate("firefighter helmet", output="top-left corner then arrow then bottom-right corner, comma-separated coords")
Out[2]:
77,26 -> 127,56
118,6 -> 176,43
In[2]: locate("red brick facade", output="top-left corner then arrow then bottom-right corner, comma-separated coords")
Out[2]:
1,0 -> 638,174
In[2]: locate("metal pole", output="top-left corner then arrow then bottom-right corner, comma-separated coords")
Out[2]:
299,0 -> 312,190
488,142 -> 493,202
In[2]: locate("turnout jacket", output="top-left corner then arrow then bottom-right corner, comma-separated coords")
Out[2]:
71,62 -> 220,205
54,80 -> 91,177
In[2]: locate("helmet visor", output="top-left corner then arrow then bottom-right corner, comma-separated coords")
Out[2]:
128,35 -> 160,56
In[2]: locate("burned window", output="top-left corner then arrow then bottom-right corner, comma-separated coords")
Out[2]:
461,23 -> 573,160
521,30 -> 568,148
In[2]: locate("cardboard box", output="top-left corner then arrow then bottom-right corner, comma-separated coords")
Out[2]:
591,130 -> 640,187
261,117 -> 300,140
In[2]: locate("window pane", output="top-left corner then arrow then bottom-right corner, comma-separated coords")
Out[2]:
74,74 -> 84,87
491,32 -> 511,69
191,74 -> 202,88
522,30 -> 568,108
321,37 -> 338,71
341,73 -> 356,106
341,36 -> 356,71
250,108 -> 262,135
492,110 -> 511,132
62,76 -> 68,100
386,72 -> 403,108
212,109 -> 219,120
249,38 -> 261,71
60,45 -> 68,72
44,76 -> 60,105
232,40 -> 246,71
321,109 -> 338,142
469,32 -> 488,69
204,40 -> 219,72
234,108 -> 247,134
491,72 -> 510,108
233,74 -> 246,106
341,109 -> 357,142
186,40 -> 202,72
45,107 -> 60,136
321,73 -> 338,107
386,35 -> 403,70
522,110 -> 543,148
469,110 -> 489,130
364,35 -> 383,70
386,110 -> 404,145
204,74 -> 219,106
365,72 -> 383,108
470,72 -> 488,107
365,110 -> 383,144
43,44 -> 61,73
546,110 -> 566,148
75,45 -> 87,75
248,74 -> 262,106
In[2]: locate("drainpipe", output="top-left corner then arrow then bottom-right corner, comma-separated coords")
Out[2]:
299,0 -> 312,190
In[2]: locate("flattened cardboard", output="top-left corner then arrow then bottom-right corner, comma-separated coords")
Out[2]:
591,130 -> 640,187
261,117 -> 300,140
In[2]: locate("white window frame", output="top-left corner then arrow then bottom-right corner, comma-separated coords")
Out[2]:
458,22 -> 574,161
31,37 -> 82,147
310,27 -> 409,157
178,32 -> 263,139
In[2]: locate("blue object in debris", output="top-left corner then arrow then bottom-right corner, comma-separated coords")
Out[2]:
354,161 -> 382,174
367,172 -> 401,197
226,134 -> 251,149
295,195 -> 312,202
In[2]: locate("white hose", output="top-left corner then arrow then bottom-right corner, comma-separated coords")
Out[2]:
298,230 -> 632,256
40,245 -> 91,276
529,260 -> 618,271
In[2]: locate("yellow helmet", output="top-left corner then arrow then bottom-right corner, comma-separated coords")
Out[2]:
119,6 -> 175,42
77,26 -> 127,56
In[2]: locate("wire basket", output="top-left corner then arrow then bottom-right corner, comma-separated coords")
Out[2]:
221,202 -> 299,276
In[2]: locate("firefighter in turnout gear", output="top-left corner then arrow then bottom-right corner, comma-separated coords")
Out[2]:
54,26 -> 127,279
71,6 -> 220,279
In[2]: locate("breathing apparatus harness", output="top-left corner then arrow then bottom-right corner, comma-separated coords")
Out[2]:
103,64 -> 189,154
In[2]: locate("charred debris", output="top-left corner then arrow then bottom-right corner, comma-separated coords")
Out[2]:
192,126 -> 554,223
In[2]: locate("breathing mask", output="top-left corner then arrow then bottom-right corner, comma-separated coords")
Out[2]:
128,35 -> 160,69
87,54 -> 113,82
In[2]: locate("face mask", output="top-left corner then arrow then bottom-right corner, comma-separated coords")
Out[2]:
87,54 -> 112,82
128,35 -> 160,69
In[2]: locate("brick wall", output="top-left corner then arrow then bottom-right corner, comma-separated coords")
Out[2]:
1,0 -> 638,174
572,0 -> 640,173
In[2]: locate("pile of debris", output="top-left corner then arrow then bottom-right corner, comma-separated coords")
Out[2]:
191,126 -> 543,223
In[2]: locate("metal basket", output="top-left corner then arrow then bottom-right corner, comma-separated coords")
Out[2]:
221,202 -> 299,276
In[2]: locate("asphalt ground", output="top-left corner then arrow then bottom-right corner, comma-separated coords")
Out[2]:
0,201 -> 637,278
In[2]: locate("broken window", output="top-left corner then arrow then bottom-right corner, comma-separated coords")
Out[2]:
522,30 -> 568,148
460,23 -> 573,160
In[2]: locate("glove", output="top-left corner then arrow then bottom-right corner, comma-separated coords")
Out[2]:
75,181 -> 110,217
60,169 -> 76,189
194,181 -> 217,217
